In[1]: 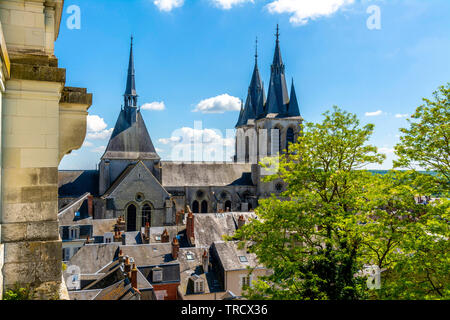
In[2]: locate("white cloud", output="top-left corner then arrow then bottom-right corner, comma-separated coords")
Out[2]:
87,115 -> 107,132
395,113 -> 409,119
365,110 -> 383,117
155,148 -> 164,153
91,146 -> 106,153
193,94 -> 241,114
87,128 -> 113,140
211,0 -> 254,10
82,141 -> 94,148
266,0 -> 355,26
86,115 -> 113,140
158,126 -> 235,161
142,101 -> 166,111
154,0 -> 184,12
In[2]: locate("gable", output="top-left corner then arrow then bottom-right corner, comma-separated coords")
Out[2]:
104,162 -> 170,207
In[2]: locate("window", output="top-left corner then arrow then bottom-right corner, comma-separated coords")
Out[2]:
225,200 -> 232,212
135,193 -> 144,202
69,227 -> 79,240
142,204 -> 152,227
245,136 -> 250,163
186,253 -> 194,261
127,204 -> 137,232
201,200 -> 208,214
286,127 -> 295,151
239,256 -> 248,263
195,280 -> 205,293
192,200 -> 199,214
152,268 -> 163,283
241,275 -> 251,289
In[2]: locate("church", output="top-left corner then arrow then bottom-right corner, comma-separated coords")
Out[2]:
58,27 -> 303,232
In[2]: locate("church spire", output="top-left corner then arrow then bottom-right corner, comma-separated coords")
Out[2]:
236,38 -> 265,128
264,24 -> 289,117
124,35 -> 137,108
288,78 -> 301,117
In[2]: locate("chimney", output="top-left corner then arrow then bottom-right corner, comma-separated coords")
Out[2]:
114,230 -> 122,243
161,229 -> 170,243
131,263 -> 138,289
87,195 -> 94,217
186,210 -> 195,246
124,256 -> 131,273
238,215 -> 246,229
172,237 -> 180,260
145,222 -> 150,239
202,250 -> 209,273
118,249 -> 124,263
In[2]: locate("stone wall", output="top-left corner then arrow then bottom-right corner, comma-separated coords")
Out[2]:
0,0 -> 91,299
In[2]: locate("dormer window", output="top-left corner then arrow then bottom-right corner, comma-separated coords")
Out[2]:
186,253 -> 194,261
195,279 -> 205,293
69,226 -> 80,240
152,267 -> 163,283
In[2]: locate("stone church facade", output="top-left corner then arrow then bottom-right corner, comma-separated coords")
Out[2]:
58,27 -> 303,232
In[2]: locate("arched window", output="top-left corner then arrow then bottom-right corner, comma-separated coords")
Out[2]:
201,200 -> 208,214
127,204 -> 137,232
225,200 -> 232,212
272,127 -> 282,154
192,200 -> 199,214
286,127 -> 295,152
142,204 -> 152,227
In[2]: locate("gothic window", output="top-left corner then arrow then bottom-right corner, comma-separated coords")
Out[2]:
201,200 -> 208,214
127,204 -> 137,232
192,200 -> 199,214
142,204 -> 152,227
225,200 -> 232,212
286,127 -> 295,152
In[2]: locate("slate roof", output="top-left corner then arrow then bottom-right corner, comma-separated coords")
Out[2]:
139,264 -> 181,285
177,247 -> 224,296
58,170 -> 99,197
67,243 -> 120,274
120,243 -> 176,267
212,241 -> 262,271
194,212 -> 257,248
161,162 -> 254,187
102,110 -> 159,160
92,219 -> 117,237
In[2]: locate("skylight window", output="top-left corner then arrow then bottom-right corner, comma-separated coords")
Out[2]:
239,256 -> 248,263
186,253 -> 194,261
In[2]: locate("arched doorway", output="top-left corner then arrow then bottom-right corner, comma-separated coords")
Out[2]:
127,204 -> 137,232
225,200 -> 232,212
286,127 -> 295,152
192,200 -> 199,213
142,204 -> 152,227
201,200 -> 208,213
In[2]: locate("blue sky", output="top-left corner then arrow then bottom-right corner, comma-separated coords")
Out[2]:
57,0 -> 450,170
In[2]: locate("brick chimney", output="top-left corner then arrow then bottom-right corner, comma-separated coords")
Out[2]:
118,249 -> 124,263
186,209 -> 195,246
124,256 -> 131,273
87,195 -> 94,217
161,229 -> 170,243
202,250 -> 209,273
238,215 -> 246,229
172,237 -> 180,260
114,230 -> 122,243
145,222 -> 150,239
131,263 -> 138,289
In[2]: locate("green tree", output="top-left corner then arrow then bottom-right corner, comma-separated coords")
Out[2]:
394,83 -> 450,191
235,107 -> 385,300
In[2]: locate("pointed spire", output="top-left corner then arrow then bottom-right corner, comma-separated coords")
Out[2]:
255,37 -> 258,65
235,100 -> 245,128
124,35 -> 137,108
264,25 -> 289,117
236,39 -> 266,126
288,78 -> 300,117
